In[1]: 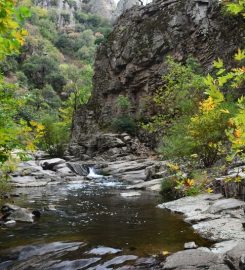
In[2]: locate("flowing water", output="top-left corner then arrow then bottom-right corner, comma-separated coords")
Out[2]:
0,174 -> 211,269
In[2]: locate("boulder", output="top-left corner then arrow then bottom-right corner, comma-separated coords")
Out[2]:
163,250 -> 229,270
226,241 -> 245,270
184,242 -> 198,250
8,208 -> 34,223
40,158 -> 66,170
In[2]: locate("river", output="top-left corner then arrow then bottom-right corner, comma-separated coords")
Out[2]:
0,175 -> 211,269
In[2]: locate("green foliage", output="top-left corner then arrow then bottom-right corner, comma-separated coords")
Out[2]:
142,56 -> 206,134
0,0 -> 30,60
116,95 -> 131,111
223,0 -> 245,17
22,55 -> 65,92
160,163 -> 213,199
39,115 -> 69,157
112,95 -> 137,135
112,116 -> 137,135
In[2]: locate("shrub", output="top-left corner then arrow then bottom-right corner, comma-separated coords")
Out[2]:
112,116 -> 137,135
39,115 -> 69,157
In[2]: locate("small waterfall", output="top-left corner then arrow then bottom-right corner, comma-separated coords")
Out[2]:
87,167 -> 103,179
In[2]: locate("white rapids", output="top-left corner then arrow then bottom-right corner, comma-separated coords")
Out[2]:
87,167 -> 104,179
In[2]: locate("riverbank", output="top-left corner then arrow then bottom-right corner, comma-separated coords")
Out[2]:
158,194 -> 245,269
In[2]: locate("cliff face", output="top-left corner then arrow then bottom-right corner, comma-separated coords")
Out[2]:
70,0 -> 244,160
34,0 -> 117,27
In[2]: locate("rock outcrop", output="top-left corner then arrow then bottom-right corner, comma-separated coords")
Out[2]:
70,0 -> 245,158
34,0 -> 117,28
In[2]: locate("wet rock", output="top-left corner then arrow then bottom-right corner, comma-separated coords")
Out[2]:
99,255 -> 138,268
120,192 -> 141,197
2,203 -> 20,213
16,242 -> 83,260
87,246 -> 122,255
184,242 -> 198,249
8,208 -> 34,223
163,249 -> 229,270
0,261 -> 13,269
50,257 -> 101,270
40,158 -> 66,170
4,220 -> 16,227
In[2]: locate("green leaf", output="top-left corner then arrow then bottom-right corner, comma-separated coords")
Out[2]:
234,48 -> 245,61
213,58 -> 224,69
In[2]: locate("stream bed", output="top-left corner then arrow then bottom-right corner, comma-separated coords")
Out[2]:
0,177 -> 211,269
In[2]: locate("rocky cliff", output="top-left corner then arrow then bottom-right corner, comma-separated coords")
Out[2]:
34,0 -> 145,27
70,0 -> 245,160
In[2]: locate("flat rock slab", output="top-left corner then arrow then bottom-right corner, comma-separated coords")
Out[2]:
207,198 -> 245,214
158,194 -> 217,217
51,258 -> 101,269
120,192 -> 141,197
127,179 -> 163,190
158,194 -> 245,243
211,240 -> 244,254
193,217 -> 245,241
87,246 -> 122,256
11,176 -> 50,187
163,250 -> 229,270
100,255 -> 138,268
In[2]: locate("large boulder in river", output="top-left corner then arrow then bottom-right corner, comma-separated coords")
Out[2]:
70,0 -> 245,156
40,158 -> 66,170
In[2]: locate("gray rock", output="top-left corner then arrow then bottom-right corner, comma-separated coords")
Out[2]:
226,241 -> 245,270
163,249 -> 229,270
211,240 -> 243,254
87,246 -> 122,255
193,217 -> 245,241
4,220 -> 16,227
8,208 -> 34,223
184,242 -> 198,249
51,258 -> 101,269
158,194 -> 245,243
101,255 -> 138,268
207,198 -> 245,214
40,158 -> 66,170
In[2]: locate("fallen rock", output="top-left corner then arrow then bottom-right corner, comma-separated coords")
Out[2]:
184,242 -> 198,250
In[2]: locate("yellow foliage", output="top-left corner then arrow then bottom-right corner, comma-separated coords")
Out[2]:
206,188 -> 213,194
199,96 -> 216,112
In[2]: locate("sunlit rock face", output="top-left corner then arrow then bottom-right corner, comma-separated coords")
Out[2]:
89,0 -> 116,21
70,0 -> 245,157
33,0 -> 117,28
113,0 -> 140,19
